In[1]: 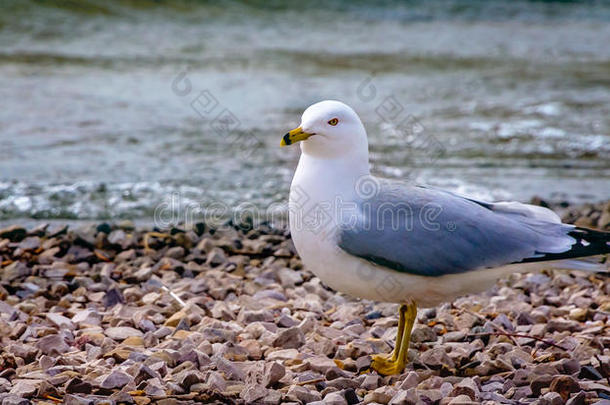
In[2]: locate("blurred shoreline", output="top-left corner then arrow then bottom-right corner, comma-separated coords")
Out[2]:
1,0 -> 609,221
1,198 -> 608,233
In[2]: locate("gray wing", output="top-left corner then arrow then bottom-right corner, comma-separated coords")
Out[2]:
338,182 -> 580,277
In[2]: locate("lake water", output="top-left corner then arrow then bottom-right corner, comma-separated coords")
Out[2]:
1,0 -> 609,224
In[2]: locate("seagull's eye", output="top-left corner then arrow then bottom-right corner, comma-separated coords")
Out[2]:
328,118 -> 339,126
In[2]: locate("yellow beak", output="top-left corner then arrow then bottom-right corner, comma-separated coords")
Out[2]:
280,126 -> 315,147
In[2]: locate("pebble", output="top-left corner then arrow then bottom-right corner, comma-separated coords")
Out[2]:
288,385 -> 322,403
101,370 -> 133,389
550,375 -> 580,401
105,326 -> 143,340
0,214 -> 606,403
273,327 -> 305,349
450,378 -> 479,401
324,392 -> 348,405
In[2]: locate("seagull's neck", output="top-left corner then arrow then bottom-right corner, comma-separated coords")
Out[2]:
293,151 -> 371,200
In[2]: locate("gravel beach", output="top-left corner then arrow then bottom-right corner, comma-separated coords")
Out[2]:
0,200 -> 608,404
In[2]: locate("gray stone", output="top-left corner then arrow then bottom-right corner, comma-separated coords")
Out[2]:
450,377 -> 479,401
36,334 -> 69,355
241,384 -> 268,403
9,380 -> 39,398
264,362 -> 286,387
541,392 -> 564,405
105,326 -> 143,340
100,370 -> 133,389
2,396 -> 33,405
46,313 -> 75,330
324,392 -> 348,405
273,327 -> 305,349
287,385 -> 322,403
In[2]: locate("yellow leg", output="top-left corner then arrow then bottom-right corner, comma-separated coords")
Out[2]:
370,300 -> 417,375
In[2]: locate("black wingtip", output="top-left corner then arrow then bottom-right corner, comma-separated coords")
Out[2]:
519,227 -> 610,264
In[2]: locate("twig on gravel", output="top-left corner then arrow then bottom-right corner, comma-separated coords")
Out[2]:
462,308 -> 522,349
296,378 -> 325,386
148,277 -> 187,308
161,285 -> 187,308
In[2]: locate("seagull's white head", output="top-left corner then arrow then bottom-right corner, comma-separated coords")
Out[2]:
281,100 -> 368,159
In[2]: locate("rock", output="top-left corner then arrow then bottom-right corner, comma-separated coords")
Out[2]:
531,375 -> 554,397
277,268 -> 303,287
105,326 -> 143,340
107,229 -> 127,246
65,378 -> 93,394
356,356 -> 371,372
324,392 -> 348,405
2,396 -> 31,405
419,347 -> 455,369
361,374 -> 380,390
178,370 -> 204,390
541,391 -> 564,405
277,314 -> 298,328
36,334 -> 69,355
411,325 -> 437,343
398,371 -> 419,390
39,355 -> 56,370
306,356 -> 337,374
241,384 -> 268,403
238,309 -> 274,323
204,372 -> 226,392
389,389 -> 418,405
100,369 -> 133,389
448,394 -> 478,405
9,380 -> 39,398
546,319 -> 580,333
214,356 -> 245,381
578,365 -> 603,380
0,225 -> 26,241
565,391 -> 586,405
363,386 -> 396,404
450,378 -> 479,401
46,313 -> 75,330
560,358 -> 581,375
206,248 -> 227,266
443,331 -> 467,342
273,327 -> 305,349
18,236 -> 40,250
550,375 -> 580,401
267,348 -> 299,361
264,362 -> 286,387
103,287 -> 125,307
326,378 -> 360,391
165,246 -> 185,259
71,309 -> 101,326
325,367 -> 348,380
569,308 -> 587,321
201,327 -> 236,343
287,385 -> 322,403
7,343 -> 37,361
164,309 -> 188,327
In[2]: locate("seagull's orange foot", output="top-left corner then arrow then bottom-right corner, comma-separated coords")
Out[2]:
370,300 -> 417,376
370,353 -> 406,376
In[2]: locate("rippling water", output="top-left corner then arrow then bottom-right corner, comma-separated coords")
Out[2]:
1,0 -> 609,222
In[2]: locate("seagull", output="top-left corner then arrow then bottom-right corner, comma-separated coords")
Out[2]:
280,100 -> 610,375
